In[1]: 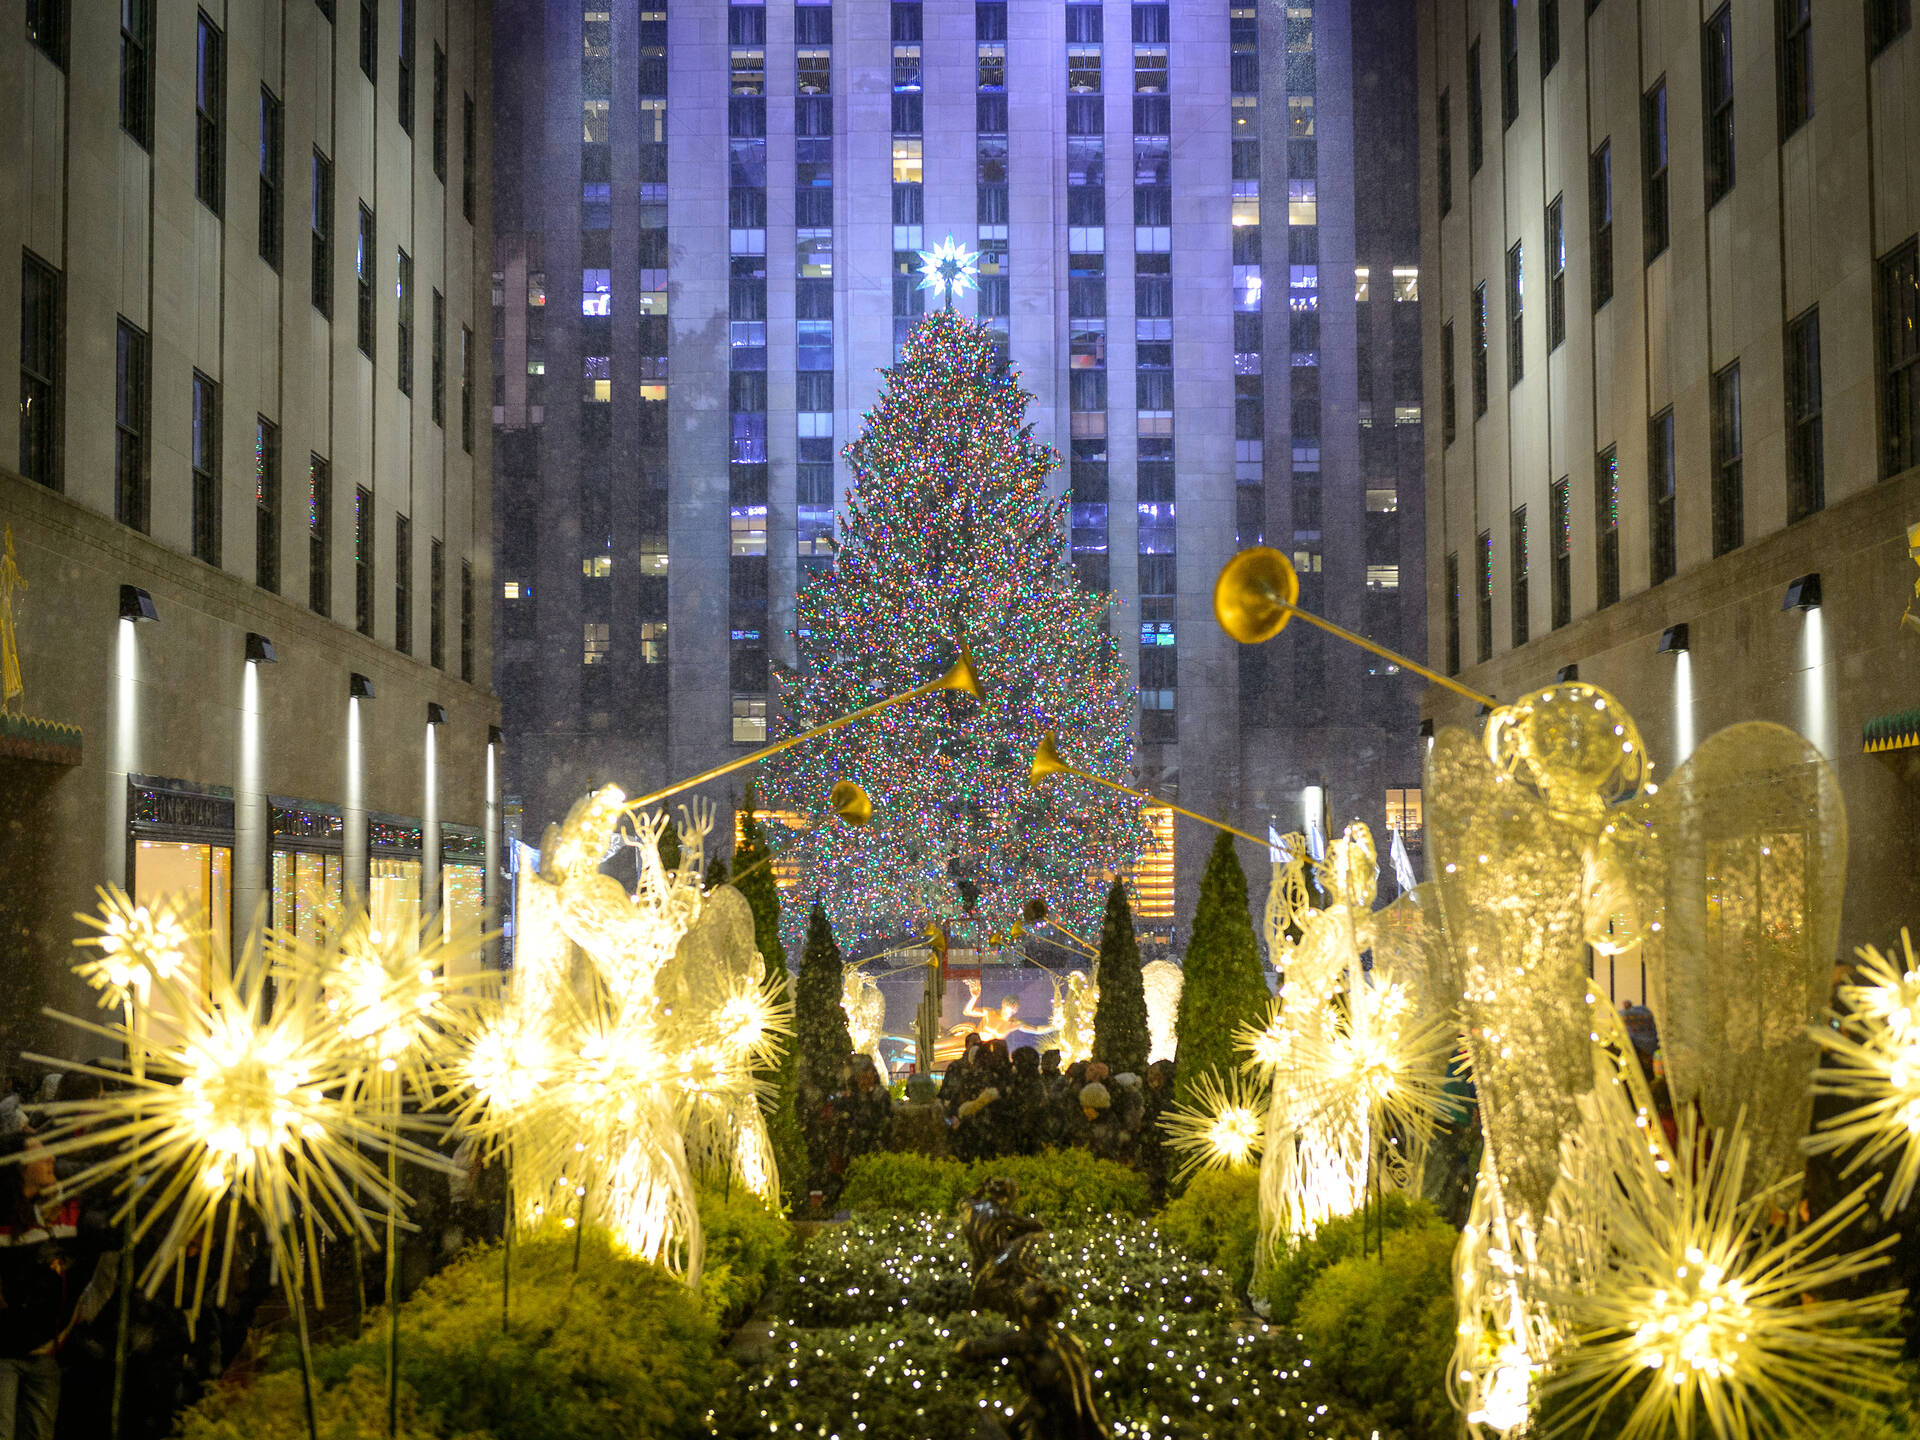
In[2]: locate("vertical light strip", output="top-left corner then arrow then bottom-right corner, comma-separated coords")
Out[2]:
1672,649 -> 1695,764
345,696 -> 367,905
110,619 -> 140,889
236,655 -> 264,944
1799,607 -> 1832,760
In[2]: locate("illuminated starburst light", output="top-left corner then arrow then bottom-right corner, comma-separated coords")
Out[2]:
915,234 -> 980,301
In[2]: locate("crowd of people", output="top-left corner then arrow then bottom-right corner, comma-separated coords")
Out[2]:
800,1036 -> 1182,1209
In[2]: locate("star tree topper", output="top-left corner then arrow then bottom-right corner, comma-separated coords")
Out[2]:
916,235 -> 980,305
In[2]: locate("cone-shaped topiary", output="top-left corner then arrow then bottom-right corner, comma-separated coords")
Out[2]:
657,819 -> 683,874
795,899 -> 854,1114
1091,877 -> 1148,1075
734,786 -> 807,1207
1173,832 -> 1270,1108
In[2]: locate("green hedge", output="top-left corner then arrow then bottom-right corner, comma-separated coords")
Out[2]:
1262,1191 -> 1441,1325
177,1365 -> 481,1440
1294,1223 -> 1459,1440
305,1229 -> 725,1440
696,1186 -> 791,1327
1154,1167 -> 1262,1300
838,1146 -> 1150,1224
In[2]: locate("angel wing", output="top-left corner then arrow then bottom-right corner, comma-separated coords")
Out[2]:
1640,722 -> 1846,1194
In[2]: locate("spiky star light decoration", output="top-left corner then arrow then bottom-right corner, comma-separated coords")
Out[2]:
1806,929 -> 1920,1217
1160,1068 -> 1269,1180
1545,1090 -> 1903,1440
73,885 -> 197,1010
25,940 -> 427,1313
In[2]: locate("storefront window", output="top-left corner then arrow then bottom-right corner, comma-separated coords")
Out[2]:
442,862 -> 485,973
272,850 -> 343,940
132,839 -> 231,988
370,856 -> 423,940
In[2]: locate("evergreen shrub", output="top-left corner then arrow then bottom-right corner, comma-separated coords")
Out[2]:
1294,1223 -> 1459,1440
1262,1192 -> 1443,1325
1155,1166 -> 1262,1300
696,1185 -> 792,1327
837,1147 -> 1150,1223
1172,832 -> 1271,1108
177,1364 -> 476,1440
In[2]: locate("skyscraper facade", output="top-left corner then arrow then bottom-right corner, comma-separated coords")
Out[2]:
493,0 -> 1424,939
1418,0 -> 1920,963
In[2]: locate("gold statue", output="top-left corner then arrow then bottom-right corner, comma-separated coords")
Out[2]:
1,525 -> 26,715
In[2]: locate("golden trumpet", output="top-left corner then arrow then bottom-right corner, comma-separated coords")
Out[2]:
1213,546 -> 1496,709
828,780 -> 872,825
1028,730 -> 1268,848
624,645 -> 983,815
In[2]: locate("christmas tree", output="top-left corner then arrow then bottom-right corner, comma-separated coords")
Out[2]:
762,308 -> 1145,949
733,786 -> 807,1208
1091,877 -> 1149,1075
1173,833 -> 1271,1107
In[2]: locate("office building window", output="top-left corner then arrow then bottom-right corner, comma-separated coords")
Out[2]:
460,325 -> 473,452
20,253 -> 59,489
1441,319 -> 1457,445
1869,0 -> 1912,56
359,0 -> 377,83
1880,238 -> 1920,478
1703,7 -> 1734,205
394,514 -> 411,654
115,320 -> 148,527
1444,551 -> 1461,674
356,206 -> 375,356
1541,0 -> 1559,76
459,560 -> 473,682
1471,282 -> 1488,417
1510,506 -> 1529,648
432,44 -> 446,180
396,248 -> 412,394
196,13 -> 224,216
1437,90 -> 1451,217
309,454 -> 330,616
1649,408 -> 1676,583
311,150 -> 333,316
1711,361 -> 1743,555
429,538 -> 444,669
1595,446 -> 1619,608
1467,40 -> 1484,174
354,487 -> 373,635
1643,81 -> 1669,259
259,89 -> 283,269
1590,140 -> 1613,308
397,0 -> 414,135
462,93 -> 475,222
255,417 -> 280,593
1475,531 -> 1493,664
1778,0 -> 1811,134
1505,241 -> 1524,387
1550,475 -> 1571,628
733,695 -> 768,744
26,0 -> 64,67
1546,196 -> 1566,349
191,372 -> 221,565
1786,306 -> 1824,520
431,289 -> 445,425
121,0 -> 152,146
1499,0 -> 1519,129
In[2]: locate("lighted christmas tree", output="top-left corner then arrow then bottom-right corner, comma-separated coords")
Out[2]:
763,307 -> 1145,949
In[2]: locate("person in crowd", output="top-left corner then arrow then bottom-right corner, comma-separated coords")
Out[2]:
1137,1060 -> 1177,1203
1077,1082 -> 1126,1161
838,1054 -> 896,1169
973,1041 -> 1014,1157
0,1131 -> 117,1440
1001,1047 -> 1048,1157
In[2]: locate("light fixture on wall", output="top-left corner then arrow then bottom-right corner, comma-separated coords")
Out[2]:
1782,573 -> 1822,612
1417,717 -> 1435,739
1657,623 -> 1690,654
119,585 -> 158,623
488,725 -> 504,748
349,672 -> 377,700
426,702 -> 448,726
244,632 -> 278,665
1554,663 -> 1580,683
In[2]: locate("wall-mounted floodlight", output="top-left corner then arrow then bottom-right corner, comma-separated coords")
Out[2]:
1417,717 -> 1435,739
1782,573 -> 1822,612
349,672 -> 377,700
488,725 -> 504,748
1657,623 -> 1690,655
426,702 -> 448,726
119,585 -> 158,622
1554,663 -> 1580,683
244,632 -> 278,664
